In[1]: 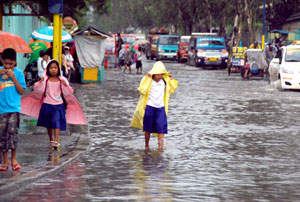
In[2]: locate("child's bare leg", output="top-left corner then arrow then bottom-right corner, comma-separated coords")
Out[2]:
129,66 -> 131,74
11,149 -> 18,165
123,64 -> 127,73
47,128 -> 53,142
1,151 -> 9,166
54,128 -> 59,143
144,131 -> 150,149
158,134 -> 164,149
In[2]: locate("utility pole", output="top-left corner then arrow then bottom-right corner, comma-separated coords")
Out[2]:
262,0 -> 266,50
48,0 -> 63,65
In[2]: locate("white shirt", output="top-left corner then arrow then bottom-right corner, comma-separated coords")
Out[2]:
147,79 -> 165,108
65,53 -> 74,62
136,51 -> 142,61
37,57 -> 47,78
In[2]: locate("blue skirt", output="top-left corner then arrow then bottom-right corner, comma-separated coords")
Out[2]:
143,105 -> 168,134
37,103 -> 66,131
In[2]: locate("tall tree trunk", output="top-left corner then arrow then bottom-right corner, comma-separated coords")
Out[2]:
244,0 -> 255,44
231,14 -> 239,47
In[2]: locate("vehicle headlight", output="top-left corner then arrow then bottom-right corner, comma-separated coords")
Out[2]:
282,67 -> 294,74
197,49 -> 204,57
221,49 -> 228,57
158,47 -> 163,53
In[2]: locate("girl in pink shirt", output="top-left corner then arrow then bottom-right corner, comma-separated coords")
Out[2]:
36,60 -> 69,150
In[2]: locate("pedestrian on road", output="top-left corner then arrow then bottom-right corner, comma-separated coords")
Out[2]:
123,45 -> 132,74
21,60 -> 87,149
0,48 -> 26,171
116,33 -> 124,57
37,50 -> 48,79
36,60 -> 69,150
118,45 -> 126,70
135,46 -> 143,74
130,61 -> 178,149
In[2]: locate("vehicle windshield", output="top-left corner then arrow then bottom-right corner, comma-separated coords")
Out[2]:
122,37 -> 136,44
159,37 -> 179,45
152,37 -> 158,44
180,38 -> 190,43
197,40 -> 224,46
285,48 -> 300,62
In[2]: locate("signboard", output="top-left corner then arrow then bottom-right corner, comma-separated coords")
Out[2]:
232,47 -> 247,59
48,0 -> 63,14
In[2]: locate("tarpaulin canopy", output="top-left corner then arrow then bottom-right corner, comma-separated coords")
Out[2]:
74,35 -> 106,69
270,29 -> 291,35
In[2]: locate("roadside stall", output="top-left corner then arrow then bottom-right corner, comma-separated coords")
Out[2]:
104,35 -> 117,68
73,26 -> 111,83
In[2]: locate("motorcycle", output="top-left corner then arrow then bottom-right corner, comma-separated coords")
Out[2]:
25,60 -> 39,86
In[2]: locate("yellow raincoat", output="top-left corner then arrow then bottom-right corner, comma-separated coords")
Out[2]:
130,61 -> 178,135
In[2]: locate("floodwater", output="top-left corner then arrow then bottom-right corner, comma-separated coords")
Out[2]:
12,60 -> 300,201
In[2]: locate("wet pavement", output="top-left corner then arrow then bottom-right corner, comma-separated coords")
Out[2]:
0,86 -> 89,199
6,59 -> 300,201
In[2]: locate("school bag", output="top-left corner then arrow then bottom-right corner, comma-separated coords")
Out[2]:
134,52 -> 138,63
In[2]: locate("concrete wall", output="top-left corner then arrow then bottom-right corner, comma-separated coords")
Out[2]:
3,4 -> 48,70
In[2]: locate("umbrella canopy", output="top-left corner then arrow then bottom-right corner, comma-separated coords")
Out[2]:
132,39 -> 149,46
0,31 -> 33,53
31,26 -> 72,43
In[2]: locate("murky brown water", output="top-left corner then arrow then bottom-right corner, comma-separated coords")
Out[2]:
12,60 -> 300,201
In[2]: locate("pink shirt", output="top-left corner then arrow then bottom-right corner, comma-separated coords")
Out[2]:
43,80 -> 63,105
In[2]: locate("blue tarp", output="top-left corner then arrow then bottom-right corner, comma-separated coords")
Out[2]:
270,29 -> 291,35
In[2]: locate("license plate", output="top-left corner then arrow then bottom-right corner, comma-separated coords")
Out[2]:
209,58 -> 217,61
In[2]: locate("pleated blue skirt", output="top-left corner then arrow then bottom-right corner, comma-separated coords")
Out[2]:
37,103 -> 66,131
143,105 -> 168,134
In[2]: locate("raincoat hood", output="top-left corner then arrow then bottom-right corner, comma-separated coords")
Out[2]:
149,61 -> 168,77
130,62 -> 178,135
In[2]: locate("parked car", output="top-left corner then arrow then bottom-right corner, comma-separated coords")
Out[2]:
145,34 -> 159,60
156,35 -> 179,61
269,44 -> 300,89
121,34 -> 137,46
187,35 -> 228,68
177,35 -> 191,63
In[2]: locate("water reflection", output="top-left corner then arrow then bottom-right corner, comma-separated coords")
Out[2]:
47,151 -> 61,165
12,160 -> 87,202
131,149 -> 174,201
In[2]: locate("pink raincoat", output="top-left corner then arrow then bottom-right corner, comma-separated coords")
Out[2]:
21,76 -> 87,125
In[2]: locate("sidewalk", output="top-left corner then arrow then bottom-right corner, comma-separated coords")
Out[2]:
0,84 -> 90,198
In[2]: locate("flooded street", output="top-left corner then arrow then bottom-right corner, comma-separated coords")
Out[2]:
13,60 -> 300,201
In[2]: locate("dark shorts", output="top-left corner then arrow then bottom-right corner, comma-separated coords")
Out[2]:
143,105 -> 167,134
136,60 -> 142,69
0,112 -> 20,152
37,103 -> 66,131
118,58 -> 124,66
125,61 -> 132,66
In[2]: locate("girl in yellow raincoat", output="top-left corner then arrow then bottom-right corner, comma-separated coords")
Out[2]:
130,61 -> 178,149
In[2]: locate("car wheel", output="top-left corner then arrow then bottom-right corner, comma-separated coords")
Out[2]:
278,74 -> 283,90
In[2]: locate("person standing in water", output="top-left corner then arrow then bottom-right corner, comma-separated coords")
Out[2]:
130,61 -> 178,149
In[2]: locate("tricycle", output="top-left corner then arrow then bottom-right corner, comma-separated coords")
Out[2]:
241,49 -> 268,79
